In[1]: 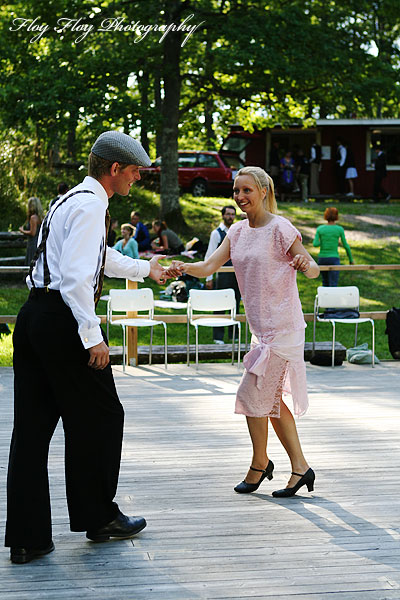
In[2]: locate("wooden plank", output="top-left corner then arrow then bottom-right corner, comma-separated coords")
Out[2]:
0,311 -> 390,325
1,359 -> 400,599
217,264 -> 400,272
125,279 -> 138,365
107,341 -> 346,365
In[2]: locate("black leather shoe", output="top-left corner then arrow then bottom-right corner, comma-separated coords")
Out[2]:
234,460 -> 274,494
10,541 -> 55,564
272,468 -> 315,498
86,513 -> 147,542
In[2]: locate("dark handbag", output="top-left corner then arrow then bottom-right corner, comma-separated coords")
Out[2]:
322,308 -> 360,319
385,307 -> 400,359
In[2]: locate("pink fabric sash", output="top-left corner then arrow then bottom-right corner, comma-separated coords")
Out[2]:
243,332 -> 309,417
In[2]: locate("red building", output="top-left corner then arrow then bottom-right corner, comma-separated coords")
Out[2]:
221,119 -> 400,198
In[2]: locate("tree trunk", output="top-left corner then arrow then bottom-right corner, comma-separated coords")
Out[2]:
204,100 -> 216,150
139,71 -> 150,156
67,109 -> 78,160
204,30 -> 216,150
154,72 -> 163,158
34,124 -> 41,166
160,2 -> 187,231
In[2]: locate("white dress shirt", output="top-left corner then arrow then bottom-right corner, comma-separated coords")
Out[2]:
338,145 -> 347,167
204,222 -> 229,282
28,176 -> 150,349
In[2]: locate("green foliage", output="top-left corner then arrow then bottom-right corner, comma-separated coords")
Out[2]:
1,200 -> 399,365
0,0 -> 399,225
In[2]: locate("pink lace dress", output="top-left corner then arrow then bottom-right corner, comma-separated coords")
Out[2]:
227,216 -> 309,418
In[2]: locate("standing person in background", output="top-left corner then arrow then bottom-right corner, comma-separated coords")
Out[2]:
345,144 -> 358,197
373,146 -> 391,203
313,207 -> 353,287
130,211 -> 151,251
107,218 -> 119,247
295,149 -> 310,203
335,140 -> 347,195
19,197 -> 44,266
113,223 -> 139,259
269,140 -> 281,191
309,143 -> 321,196
49,182 -> 69,210
204,205 -> 240,345
280,151 -> 296,202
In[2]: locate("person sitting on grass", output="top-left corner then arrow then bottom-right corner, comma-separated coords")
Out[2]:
113,223 -> 139,259
151,220 -> 184,255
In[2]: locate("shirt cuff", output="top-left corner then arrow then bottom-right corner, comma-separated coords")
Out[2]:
79,324 -> 103,349
206,275 -> 213,282
128,259 -> 150,282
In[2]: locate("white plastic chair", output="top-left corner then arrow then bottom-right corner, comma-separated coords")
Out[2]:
187,289 -> 241,369
107,289 -> 167,371
312,286 -> 375,367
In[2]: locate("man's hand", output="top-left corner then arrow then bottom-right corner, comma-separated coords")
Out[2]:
205,280 -> 213,290
149,255 -> 169,284
88,341 -> 109,370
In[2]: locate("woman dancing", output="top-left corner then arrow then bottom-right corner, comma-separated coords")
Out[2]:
174,166 -> 320,497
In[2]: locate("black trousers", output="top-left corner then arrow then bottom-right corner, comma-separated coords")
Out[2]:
5,290 -> 124,548
336,165 -> 346,194
213,272 -> 241,342
373,173 -> 388,200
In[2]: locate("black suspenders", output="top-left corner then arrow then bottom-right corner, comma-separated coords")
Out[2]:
29,190 -> 95,289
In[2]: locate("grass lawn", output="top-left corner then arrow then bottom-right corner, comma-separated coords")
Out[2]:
1,198 -> 399,365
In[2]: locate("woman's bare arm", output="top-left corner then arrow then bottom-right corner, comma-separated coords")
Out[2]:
19,215 -> 39,237
288,238 -> 320,279
173,235 -> 231,278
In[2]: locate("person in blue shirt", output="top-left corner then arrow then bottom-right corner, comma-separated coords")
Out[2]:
113,223 -> 139,259
130,211 -> 151,251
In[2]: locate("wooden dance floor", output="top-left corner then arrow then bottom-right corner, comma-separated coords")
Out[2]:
1,361 -> 400,599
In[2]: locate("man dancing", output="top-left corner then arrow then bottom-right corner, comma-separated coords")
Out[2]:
5,131 -> 176,563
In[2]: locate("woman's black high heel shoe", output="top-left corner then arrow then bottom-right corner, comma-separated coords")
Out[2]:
234,460 -> 274,494
272,468 -> 315,498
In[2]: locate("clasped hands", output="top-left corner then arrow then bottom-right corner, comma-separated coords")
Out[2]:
149,256 -> 188,284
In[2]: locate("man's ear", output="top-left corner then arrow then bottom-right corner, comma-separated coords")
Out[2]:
110,162 -> 120,176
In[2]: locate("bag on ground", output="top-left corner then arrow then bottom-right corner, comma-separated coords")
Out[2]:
346,343 -> 380,364
385,307 -> 400,359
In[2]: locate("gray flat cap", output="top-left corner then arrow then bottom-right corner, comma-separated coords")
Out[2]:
91,131 -> 151,167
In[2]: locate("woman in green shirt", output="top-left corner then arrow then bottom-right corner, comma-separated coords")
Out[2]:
313,207 -> 353,286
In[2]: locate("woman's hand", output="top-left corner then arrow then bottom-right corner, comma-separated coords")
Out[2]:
163,262 -> 184,278
170,260 -> 191,275
288,238 -> 320,278
289,254 -> 310,273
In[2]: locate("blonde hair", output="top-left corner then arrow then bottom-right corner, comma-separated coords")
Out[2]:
27,197 -> 44,220
120,223 -> 134,236
235,166 -> 277,214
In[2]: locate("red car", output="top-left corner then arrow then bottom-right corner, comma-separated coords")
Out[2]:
140,150 -> 244,196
